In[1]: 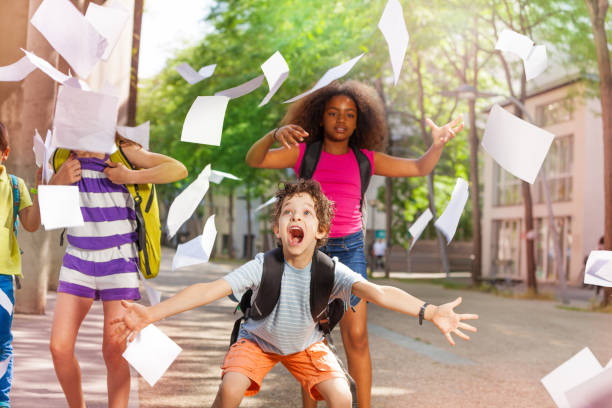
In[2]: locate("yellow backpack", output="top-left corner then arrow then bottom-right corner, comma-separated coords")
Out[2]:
52,142 -> 161,279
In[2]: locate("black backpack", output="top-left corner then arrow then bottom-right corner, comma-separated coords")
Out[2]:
230,247 -> 345,345
299,140 -> 372,210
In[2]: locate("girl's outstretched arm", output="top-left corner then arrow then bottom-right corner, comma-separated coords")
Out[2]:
373,115 -> 463,178
245,125 -> 305,169
104,142 -> 188,185
112,279 -> 233,342
352,280 -> 478,346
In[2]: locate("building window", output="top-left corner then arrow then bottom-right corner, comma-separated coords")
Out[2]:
534,135 -> 573,203
535,98 -> 573,127
493,163 -> 522,206
491,219 -> 522,278
535,216 -> 572,281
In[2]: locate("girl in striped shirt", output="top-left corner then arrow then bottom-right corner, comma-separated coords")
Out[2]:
49,137 -> 187,408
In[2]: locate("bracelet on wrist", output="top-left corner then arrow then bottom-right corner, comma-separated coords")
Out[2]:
29,187 -> 38,195
419,302 -> 430,326
272,127 -> 280,142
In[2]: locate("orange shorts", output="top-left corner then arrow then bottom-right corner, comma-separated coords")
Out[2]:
221,339 -> 347,401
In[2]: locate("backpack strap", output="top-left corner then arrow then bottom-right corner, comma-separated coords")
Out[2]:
9,175 -> 19,236
349,143 -> 372,210
299,140 -> 323,180
250,247 -> 284,319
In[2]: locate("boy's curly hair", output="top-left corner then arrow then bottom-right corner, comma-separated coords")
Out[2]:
0,122 -> 8,152
281,80 -> 388,151
273,179 -> 335,248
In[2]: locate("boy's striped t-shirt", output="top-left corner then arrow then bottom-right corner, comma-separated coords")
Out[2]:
223,252 -> 365,355
66,156 -> 138,250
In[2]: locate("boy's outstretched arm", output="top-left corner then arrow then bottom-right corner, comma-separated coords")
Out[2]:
112,279 -> 232,342
351,281 -> 478,346
19,168 -> 41,232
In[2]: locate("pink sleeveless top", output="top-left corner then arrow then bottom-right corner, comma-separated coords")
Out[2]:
293,143 -> 375,238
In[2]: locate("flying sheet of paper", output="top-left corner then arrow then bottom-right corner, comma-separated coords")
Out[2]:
84,1 -> 130,60
284,54 -> 365,103
33,129 -> 54,183
565,366 -> 612,408
378,0 -> 409,85
524,45 -> 547,81
22,49 -> 70,83
434,178 -> 469,244
215,74 -> 265,99
541,347 -> 603,408
584,251 -> 612,287
38,185 -> 84,230
408,208 -> 433,250
181,96 -> 229,146
209,170 -> 241,184
31,0 -> 107,78
259,51 -> 290,106
53,85 -> 119,154
495,29 -> 534,61
166,164 -> 211,239
607,359 -> 612,369
0,358 -> 9,381
116,121 -> 150,151
122,324 -> 182,387
254,196 -> 277,213
0,56 -> 36,82
172,215 -> 217,271
33,130 -> 46,168
482,104 -> 554,184
175,62 -> 216,85
142,280 -> 161,306
0,290 -> 13,316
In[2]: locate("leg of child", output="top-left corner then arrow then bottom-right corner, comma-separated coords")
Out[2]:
0,276 -> 14,408
50,293 -> 93,408
314,378 -> 352,408
339,301 -> 371,408
211,372 -> 251,408
103,300 -> 133,408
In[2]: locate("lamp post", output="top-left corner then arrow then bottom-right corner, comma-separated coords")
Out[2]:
448,84 -> 568,304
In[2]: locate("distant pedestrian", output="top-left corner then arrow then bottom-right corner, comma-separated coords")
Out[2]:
372,238 -> 386,271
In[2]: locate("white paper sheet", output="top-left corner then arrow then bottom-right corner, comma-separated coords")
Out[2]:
495,29 -> 534,61
166,164 -> 211,239
215,74 -> 265,99
31,0 -> 107,78
22,49 -> 70,83
408,208 -> 433,250
33,130 -> 46,168
175,62 -> 216,85
565,366 -> 612,408
284,54 -> 365,103
172,215 -> 217,271
0,289 -> 13,316
38,185 -> 84,230
482,104 -> 554,184
53,85 -> 119,154
209,170 -> 241,184
142,280 -> 161,306
181,96 -> 229,146
122,324 -> 182,387
378,0 -> 409,85
584,251 -> 612,287
254,196 -> 277,213
434,178 -> 469,244
541,347 -> 603,408
116,121 -> 150,151
524,45 -> 548,81
607,359 -> 612,369
85,1 -> 130,60
33,129 -> 54,183
259,51 -> 290,106
0,56 -> 36,82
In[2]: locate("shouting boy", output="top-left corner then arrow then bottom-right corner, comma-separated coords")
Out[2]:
113,179 -> 478,408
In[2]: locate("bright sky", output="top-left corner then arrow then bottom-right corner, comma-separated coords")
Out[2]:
139,0 -> 215,78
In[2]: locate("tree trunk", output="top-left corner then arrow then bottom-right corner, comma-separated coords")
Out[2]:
384,176 -> 392,278
468,99 -> 482,284
126,0 -> 143,126
228,188 -> 235,258
585,0 -> 612,306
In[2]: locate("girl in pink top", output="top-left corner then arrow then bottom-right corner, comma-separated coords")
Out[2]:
246,80 -> 463,408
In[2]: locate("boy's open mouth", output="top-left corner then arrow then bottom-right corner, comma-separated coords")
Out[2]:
288,225 -> 304,246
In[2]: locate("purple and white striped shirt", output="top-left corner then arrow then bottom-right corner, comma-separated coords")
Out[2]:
66,156 -> 138,251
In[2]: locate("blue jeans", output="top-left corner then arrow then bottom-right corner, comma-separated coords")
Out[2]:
319,230 -> 367,307
0,276 -> 14,407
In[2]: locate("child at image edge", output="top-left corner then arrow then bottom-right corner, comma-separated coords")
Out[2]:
113,179 -> 478,408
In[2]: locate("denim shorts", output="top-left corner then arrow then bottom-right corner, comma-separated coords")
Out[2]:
319,230 -> 367,307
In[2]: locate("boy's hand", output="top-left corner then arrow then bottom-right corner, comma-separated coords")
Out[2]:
426,114 -> 463,148
430,297 -> 478,346
50,154 -> 81,185
273,125 -> 309,150
110,300 -> 152,343
104,160 -> 133,185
